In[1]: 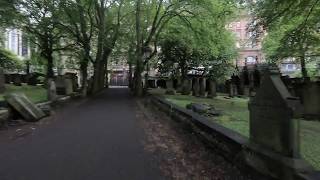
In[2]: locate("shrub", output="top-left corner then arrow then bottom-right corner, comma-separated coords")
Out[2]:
0,48 -> 23,71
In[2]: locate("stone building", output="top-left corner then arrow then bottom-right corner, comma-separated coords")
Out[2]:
227,14 -> 265,67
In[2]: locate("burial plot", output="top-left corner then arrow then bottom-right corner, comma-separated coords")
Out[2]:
249,67 -> 300,157
5,93 -> 46,122
0,68 -> 5,93
55,76 -> 74,95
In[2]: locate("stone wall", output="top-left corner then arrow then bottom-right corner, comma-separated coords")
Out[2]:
148,95 -> 319,180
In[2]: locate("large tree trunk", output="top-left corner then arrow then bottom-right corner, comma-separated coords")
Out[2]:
134,57 -> 143,96
300,55 -> 308,78
128,61 -> 133,89
134,0 -> 144,97
80,60 -> 88,97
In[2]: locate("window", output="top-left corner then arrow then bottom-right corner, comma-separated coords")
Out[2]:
246,56 -> 256,64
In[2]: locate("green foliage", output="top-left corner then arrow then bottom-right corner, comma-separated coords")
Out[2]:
0,48 -> 23,71
251,0 -> 320,77
0,84 -> 47,103
157,0 -> 237,81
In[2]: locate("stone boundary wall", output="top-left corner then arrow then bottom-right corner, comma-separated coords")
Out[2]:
147,95 -> 320,180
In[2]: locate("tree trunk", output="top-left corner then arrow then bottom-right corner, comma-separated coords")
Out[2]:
300,55 -> 308,78
80,60 -> 88,97
47,55 -> 54,79
134,0 -> 144,97
129,62 -> 133,89
134,58 -> 143,96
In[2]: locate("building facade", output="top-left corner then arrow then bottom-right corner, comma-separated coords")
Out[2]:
3,28 -> 31,60
227,15 -> 265,67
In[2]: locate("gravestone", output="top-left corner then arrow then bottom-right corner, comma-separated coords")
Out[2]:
12,74 -> 22,86
165,79 -> 175,95
207,79 -> 217,98
0,68 -> 5,93
249,67 -> 300,157
48,79 -> 57,101
301,81 -> 320,118
199,78 -> 206,97
192,78 -> 200,97
5,93 -> 46,122
181,79 -> 191,95
55,76 -> 74,95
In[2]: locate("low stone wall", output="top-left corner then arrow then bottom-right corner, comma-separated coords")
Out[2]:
147,95 -> 320,180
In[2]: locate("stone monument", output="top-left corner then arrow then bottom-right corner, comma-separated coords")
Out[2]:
247,66 -> 313,179
199,77 -> 206,97
249,67 -> 300,156
48,79 -> 57,101
5,93 -> 46,122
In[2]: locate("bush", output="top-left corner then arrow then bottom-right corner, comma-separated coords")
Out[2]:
0,48 -> 23,71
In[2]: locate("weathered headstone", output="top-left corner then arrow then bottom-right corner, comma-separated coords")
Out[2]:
301,80 -> 320,118
0,68 -> 5,93
181,78 -> 191,95
207,79 -> 217,98
165,79 -> 175,95
5,93 -> 46,122
48,79 -> 57,101
55,76 -> 74,95
249,67 -> 300,157
65,78 -> 73,95
192,78 -> 200,97
199,77 -> 206,97
12,74 -> 22,86
0,109 -> 9,126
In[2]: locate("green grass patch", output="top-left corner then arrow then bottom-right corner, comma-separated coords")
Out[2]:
149,89 -> 320,169
0,84 -> 47,103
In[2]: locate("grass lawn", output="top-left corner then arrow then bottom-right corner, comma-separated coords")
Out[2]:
149,89 -> 320,170
0,84 -> 47,103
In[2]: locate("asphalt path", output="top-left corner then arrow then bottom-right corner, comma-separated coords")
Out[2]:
0,88 -> 163,180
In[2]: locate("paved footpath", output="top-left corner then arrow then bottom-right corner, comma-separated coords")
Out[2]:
0,88 -> 163,180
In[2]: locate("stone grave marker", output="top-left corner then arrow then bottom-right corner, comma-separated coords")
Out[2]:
199,77 -> 206,97
55,76 -> 74,95
48,79 -> 57,101
12,74 -> 22,86
192,78 -> 200,97
0,68 -> 5,93
5,93 -> 46,122
249,67 -> 300,157
165,79 -> 175,95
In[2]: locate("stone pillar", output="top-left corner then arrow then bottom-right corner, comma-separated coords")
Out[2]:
192,78 -> 200,97
207,79 -> 216,98
199,77 -> 206,97
0,68 -> 5,93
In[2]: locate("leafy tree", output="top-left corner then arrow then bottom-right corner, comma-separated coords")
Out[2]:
60,0 -> 125,95
0,48 -> 23,71
12,0 -> 68,79
250,0 -> 320,78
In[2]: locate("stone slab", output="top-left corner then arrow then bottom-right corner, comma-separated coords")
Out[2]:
5,93 -> 46,122
249,67 -> 300,157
